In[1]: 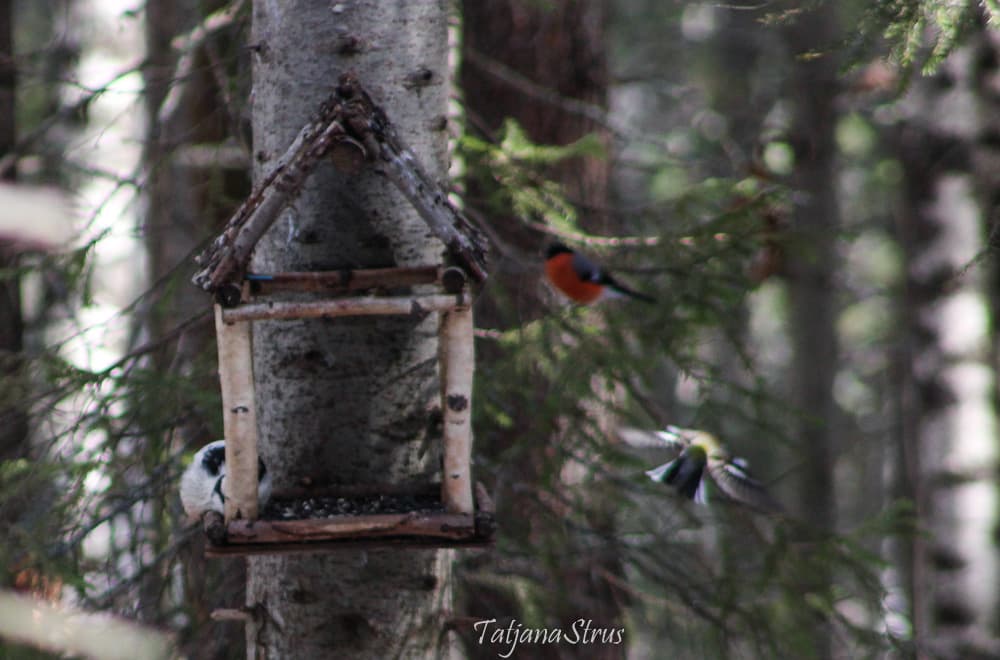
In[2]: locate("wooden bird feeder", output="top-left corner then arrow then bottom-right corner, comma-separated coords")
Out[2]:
204,265 -> 495,556
190,73 -> 494,555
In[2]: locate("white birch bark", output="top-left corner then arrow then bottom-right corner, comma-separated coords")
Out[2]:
893,31 -> 1000,657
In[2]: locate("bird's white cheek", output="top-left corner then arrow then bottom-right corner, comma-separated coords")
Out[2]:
179,470 -> 222,519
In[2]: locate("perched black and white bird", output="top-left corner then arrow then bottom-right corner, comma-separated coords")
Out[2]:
619,425 -> 782,513
179,440 -> 272,519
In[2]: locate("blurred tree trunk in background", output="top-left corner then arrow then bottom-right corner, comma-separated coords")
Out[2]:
0,0 -> 25,466
144,0 -> 245,416
246,2 -> 455,658
0,0 -> 29,605
0,0 -> 71,603
142,1 -> 249,656
782,5 -> 840,658
893,12 -> 1000,658
462,0 -> 611,326
975,23 -> 1000,657
460,2 -> 627,658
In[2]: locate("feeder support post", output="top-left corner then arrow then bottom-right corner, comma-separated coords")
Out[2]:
214,304 -> 262,522
440,305 -> 475,514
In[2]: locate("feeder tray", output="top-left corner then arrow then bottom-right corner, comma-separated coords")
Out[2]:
202,483 -> 495,556
207,265 -> 491,555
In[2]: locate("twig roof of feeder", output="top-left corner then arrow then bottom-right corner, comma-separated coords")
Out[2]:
191,72 -> 489,296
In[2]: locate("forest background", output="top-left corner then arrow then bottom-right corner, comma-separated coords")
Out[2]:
0,1 -> 998,659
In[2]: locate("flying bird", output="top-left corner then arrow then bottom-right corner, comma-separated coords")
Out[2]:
619,425 -> 782,513
179,440 -> 272,519
544,242 -> 655,304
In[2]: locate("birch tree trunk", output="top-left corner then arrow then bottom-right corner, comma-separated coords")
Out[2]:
246,2 -> 455,658
893,16 -> 1000,657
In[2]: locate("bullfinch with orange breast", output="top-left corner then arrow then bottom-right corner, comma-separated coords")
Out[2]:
544,242 -> 655,304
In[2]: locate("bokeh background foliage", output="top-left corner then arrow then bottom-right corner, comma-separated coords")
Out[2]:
0,0 -> 998,658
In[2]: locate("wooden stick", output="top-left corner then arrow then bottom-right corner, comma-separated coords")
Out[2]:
440,306 -> 475,514
334,74 -> 488,281
224,512 -> 476,544
215,304 -> 261,522
211,608 -> 252,623
473,482 -> 497,539
474,482 -> 495,514
246,265 -> 442,295
221,293 -> 465,323
191,102 -> 359,292
375,134 -> 488,282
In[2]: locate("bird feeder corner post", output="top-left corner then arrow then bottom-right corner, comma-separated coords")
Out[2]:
214,303 -> 261,523
439,303 -> 475,514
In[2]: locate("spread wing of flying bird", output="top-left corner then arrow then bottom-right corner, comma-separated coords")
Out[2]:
619,425 -> 783,514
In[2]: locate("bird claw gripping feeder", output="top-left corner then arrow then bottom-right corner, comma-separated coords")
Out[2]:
191,73 -> 494,556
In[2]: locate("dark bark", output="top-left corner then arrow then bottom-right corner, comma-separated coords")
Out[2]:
0,0 -> 26,465
461,0 -> 611,330
459,3 -> 626,659
783,5 -> 841,658
143,1 -> 249,656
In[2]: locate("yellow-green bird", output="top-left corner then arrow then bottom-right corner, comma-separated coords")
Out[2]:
620,425 -> 782,513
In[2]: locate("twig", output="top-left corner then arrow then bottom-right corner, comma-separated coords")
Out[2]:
0,63 -> 144,178
190,106 -> 355,292
157,0 -> 246,128
211,608 -> 252,622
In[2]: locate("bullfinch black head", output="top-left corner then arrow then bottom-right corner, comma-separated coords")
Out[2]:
544,242 -> 573,259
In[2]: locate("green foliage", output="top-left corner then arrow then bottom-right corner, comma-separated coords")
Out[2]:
466,148 -> 911,653
460,118 -> 603,228
0,230 -> 225,655
456,3 -> 946,649
858,0 -> 985,73
5,0 -> 993,658
497,118 -> 606,163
